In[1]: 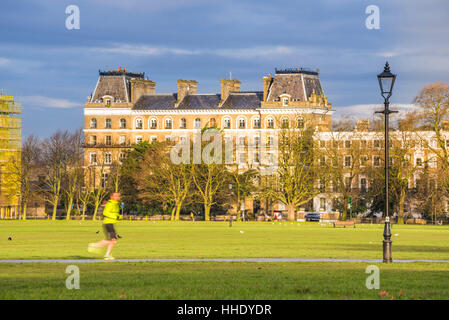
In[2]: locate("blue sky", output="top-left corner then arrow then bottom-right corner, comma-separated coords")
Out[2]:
1,0 -> 448,137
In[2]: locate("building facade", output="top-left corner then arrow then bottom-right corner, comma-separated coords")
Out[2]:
83,67 -> 333,192
0,94 -> 21,217
83,67 -> 449,219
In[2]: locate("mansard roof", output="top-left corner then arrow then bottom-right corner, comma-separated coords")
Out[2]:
91,70 -> 143,103
267,69 -> 323,102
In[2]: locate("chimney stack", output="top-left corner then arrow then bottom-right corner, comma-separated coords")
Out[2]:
356,120 -> 371,132
176,80 -> 198,105
220,78 -> 241,104
262,76 -> 272,101
130,78 -> 156,103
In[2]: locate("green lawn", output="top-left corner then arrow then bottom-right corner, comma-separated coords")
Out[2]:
1,221 -> 449,299
1,262 -> 449,299
1,220 -> 449,260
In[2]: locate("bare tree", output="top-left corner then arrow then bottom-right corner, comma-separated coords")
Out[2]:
6,135 -> 42,219
191,128 -> 229,221
414,81 -> 449,188
134,141 -> 193,221
64,129 -> 84,220
40,131 -> 72,220
229,164 -> 258,221
320,120 -> 373,220
267,127 -> 317,221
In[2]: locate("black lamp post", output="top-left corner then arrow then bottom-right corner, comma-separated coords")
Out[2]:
375,62 -> 397,263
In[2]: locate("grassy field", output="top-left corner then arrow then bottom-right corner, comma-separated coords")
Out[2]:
1,261 -> 449,299
1,220 -> 449,260
1,221 -> 449,299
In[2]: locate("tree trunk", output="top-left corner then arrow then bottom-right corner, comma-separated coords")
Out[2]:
170,206 -> 176,221
93,202 -> 99,220
52,196 -> 59,220
204,204 -> 211,221
341,206 -> 347,221
397,189 -> 405,224
237,195 -> 242,222
82,205 -> 86,221
66,198 -> 73,220
175,203 -> 182,221
22,203 -> 27,220
287,203 -> 296,221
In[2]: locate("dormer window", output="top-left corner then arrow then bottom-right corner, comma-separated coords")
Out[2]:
103,96 -> 113,106
282,97 -> 289,106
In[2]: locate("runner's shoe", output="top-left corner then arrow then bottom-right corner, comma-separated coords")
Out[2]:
104,255 -> 115,261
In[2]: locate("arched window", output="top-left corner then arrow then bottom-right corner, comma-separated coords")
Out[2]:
180,118 -> 187,129
297,117 -> 304,129
266,118 -> 274,129
281,118 -> 289,129
165,118 -> 172,129
223,117 -> 231,129
150,118 -> 157,129
120,118 -> 126,129
105,118 -> 112,129
209,118 -> 216,127
194,118 -> 201,129
238,118 -> 246,129
253,118 -> 261,129
90,118 -> 97,129
136,118 -> 143,129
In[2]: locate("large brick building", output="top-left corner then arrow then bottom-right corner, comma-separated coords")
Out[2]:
83,67 -> 449,219
83,67 -> 333,189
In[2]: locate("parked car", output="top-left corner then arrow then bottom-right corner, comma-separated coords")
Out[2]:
305,212 -> 321,222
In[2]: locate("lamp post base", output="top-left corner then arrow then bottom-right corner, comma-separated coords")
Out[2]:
383,240 -> 393,263
383,218 -> 393,263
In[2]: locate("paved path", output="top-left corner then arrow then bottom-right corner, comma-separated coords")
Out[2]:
1,258 -> 449,263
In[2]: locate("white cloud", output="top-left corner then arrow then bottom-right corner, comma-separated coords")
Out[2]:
89,0 -> 213,11
334,103 -> 417,120
93,44 -> 203,56
0,57 -> 10,66
17,96 -> 80,109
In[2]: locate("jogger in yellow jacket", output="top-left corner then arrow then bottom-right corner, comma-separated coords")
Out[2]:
88,193 -> 123,260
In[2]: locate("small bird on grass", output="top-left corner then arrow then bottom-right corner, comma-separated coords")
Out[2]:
96,231 -> 100,234
8,237 -> 12,241
117,234 -> 122,239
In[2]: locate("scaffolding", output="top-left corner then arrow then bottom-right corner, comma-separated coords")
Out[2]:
0,94 -> 21,218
